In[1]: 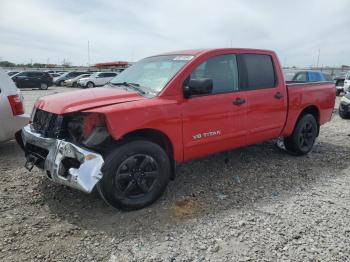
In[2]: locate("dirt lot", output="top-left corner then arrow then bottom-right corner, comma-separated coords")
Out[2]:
1,87 -> 350,261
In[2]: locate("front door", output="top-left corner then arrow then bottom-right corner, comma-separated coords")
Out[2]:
182,54 -> 247,161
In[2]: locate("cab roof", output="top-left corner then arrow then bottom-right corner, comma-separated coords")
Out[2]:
156,48 -> 275,57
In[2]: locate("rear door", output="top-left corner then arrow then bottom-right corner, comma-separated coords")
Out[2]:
28,72 -> 44,88
238,53 -> 287,145
182,54 -> 247,160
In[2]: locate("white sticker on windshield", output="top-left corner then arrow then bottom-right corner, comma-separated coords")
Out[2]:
173,56 -> 194,61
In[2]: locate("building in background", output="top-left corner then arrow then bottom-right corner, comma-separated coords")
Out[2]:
94,61 -> 130,73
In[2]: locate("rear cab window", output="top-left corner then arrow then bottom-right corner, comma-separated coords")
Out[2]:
238,54 -> 276,90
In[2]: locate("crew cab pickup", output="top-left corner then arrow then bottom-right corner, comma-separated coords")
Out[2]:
17,48 -> 335,210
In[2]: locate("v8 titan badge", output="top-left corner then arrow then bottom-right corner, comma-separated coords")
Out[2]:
193,130 -> 221,140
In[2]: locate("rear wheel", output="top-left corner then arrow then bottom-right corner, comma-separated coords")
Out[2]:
284,114 -> 318,156
59,80 -> 64,86
39,83 -> 48,90
97,140 -> 170,210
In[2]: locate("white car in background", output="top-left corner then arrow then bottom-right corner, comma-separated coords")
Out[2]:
77,72 -> 118,88
64,73 -> 91,87
343,71 -> 350,93
0,69 -> 30,143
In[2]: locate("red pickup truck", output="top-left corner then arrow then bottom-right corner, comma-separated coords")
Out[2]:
18,48 -> 335,210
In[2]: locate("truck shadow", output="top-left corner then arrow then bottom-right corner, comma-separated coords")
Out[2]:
36,139 -> 350,238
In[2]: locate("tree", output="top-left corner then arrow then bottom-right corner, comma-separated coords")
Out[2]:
0,61 -> 16,67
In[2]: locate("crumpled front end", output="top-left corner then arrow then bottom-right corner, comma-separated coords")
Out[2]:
19,124 -> 104,193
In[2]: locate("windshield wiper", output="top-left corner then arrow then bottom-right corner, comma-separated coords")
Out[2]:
110,82 -> 146,94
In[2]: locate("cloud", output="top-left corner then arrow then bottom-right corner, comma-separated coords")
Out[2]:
0,0 -> 349,66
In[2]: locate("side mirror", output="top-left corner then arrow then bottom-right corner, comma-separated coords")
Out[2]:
183,78 -> 213,98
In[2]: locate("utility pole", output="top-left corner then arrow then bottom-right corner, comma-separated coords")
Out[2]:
316,49 -> 320,69
88,40 -> 91,70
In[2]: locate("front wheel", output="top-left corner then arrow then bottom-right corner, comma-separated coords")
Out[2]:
284,114 -> 318,156
39,83 -> 48,90
86,82 -> 94,88
336,89 -> 341,96
97,140 -> 170,210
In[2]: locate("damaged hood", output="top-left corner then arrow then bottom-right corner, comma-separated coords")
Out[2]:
35,87 -> 145,114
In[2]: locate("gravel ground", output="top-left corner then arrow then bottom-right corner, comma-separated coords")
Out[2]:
1,87 -> 349,261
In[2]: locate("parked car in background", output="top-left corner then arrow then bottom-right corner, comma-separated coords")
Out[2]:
49,73 -> 62,78
334,73 -> 346,95
64,74 -> 91,87
7,71 -> 20,76
53,71 -> 87,86
342,71 -> 350,94
339,92 -> 350,119
17,48 -> 335,210
11,71 -> 53,90
0,69 -> 30,143
323,73 -> 332,81
284,70 -> 328,82
78,72 -> 118,88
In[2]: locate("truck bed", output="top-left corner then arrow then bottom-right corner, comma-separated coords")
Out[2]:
282,81 -> 336,137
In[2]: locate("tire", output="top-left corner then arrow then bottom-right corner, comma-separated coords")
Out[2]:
336,89 -> 341,96
59,80 -> 64,86
86,82 -> 94,88
284,114 -> 318,156
39,83 -> 48,90
339,108 -> 350,119
72,82 -> 77,87
97,140 -> 170,210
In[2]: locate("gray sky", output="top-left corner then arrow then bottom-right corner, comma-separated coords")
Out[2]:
1,0 -> 349,67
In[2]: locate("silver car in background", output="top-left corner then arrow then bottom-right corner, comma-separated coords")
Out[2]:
0,69 -> 30,143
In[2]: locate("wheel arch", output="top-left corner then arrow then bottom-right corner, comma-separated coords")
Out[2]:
296,105 -> 320,136
121,128 -> 176,179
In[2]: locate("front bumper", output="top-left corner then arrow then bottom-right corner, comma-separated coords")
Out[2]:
336,85 -> 344,91
19,125 -> 104,193
78,82 -> 87,87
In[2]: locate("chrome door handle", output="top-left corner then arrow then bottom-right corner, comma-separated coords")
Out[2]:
233,97 -> 246,106
274,92 -> 284,99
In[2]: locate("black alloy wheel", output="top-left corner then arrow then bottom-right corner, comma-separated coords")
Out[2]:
297,121 -> 315,152
284,114 -> 318,155
97,140 -> 170,210
114,154 -> 160,198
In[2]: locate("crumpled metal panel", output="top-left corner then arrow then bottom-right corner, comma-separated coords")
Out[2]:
22,124 -> 104,193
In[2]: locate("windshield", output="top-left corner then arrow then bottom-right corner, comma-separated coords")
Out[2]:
109,55 -> 193,95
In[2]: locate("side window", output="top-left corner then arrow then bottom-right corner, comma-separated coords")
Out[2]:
28,72 -> 42,77
18,72 -> 29,77
240,54 -> 276,89
105,73 -> 117,77
308,72 -> 321,82
98,73 -> 107,78
293,72 -> 307,82
190,54 -> 239,94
